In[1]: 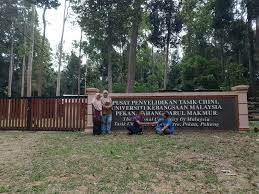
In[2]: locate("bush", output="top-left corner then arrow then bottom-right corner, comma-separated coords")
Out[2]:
178,55 -> 221,90
113,82 -> 127,93
226,63 -> 248,87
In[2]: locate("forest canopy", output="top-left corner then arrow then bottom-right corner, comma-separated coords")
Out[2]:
0,0 -> 258,97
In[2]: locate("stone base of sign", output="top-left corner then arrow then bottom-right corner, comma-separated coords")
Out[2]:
85,85 -> 250,132
85,88 -> 99,132
231,85 -> 250,131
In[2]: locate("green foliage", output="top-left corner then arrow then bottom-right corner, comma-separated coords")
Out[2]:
149,0 -> 182,49
0,0 -> 56,97
212,0 -> 234,31
179,0 -> 250,91
134,78 -> 159,93
0,0 -> 253,95
113,82 -> 126,93
225,63 -> 248,87
181,0 -> 215,57
61,52 -> 79,95
168,55 -> 248,91
73,0 -> 132,88
85,62 -> 106,91
179,55 -> 221,90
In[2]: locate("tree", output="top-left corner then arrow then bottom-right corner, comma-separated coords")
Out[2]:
1,0 -> 18,97
149,0 -> 182,90
74,0 -> 132,92
56,0 -> 70,96
31,0 -> 60,96
180,0 -> 214,58
77,30 -> 83,95
212,0 -> 234,79
241,0 -> 259,95
255,5 -> 259,78
61,52 -> 79,94
8,24 -> 15,97
32,30 -> 53,96
179,56 -> 221,90
1,0 -> 26,97
126,0 -> 145,93
21,17 -> 27,97
0,0 -> 54,97
27,5 -> 36,97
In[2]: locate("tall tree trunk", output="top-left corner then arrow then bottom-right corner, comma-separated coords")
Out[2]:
8,25 -> 14,97
140,62 -> 143,82
77,30 -> 82,95
126,20 -> 139,93
21,28 -> 26,97
163,33 -> 170,90
219,35 -> 225,82
151,45 -> 154,74
84,63 -> 87,94
119,42 -> 124,82
21,14 -> 27,97
27,5 -> 36,97
246,1 -> 256,96
247,12 -> 255,95
126,0 -> 142,93
238,50 -> 241,65
187,29 -> 192,55
56,0 -> 69,96
38,5 -> 47,97
107,43 -> 113,92
256,16 -> 259,71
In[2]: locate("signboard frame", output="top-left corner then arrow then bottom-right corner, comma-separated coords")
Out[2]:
111,95 -> 239,130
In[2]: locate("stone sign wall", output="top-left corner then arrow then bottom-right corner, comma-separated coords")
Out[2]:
85,85 -> 249,132
112,97 -> 238,130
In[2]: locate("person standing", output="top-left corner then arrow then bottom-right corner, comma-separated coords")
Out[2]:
101,90 -> 113,134
92,93 -> 102,135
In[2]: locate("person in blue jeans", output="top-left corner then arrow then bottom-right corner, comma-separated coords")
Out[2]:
154,112 -> 174,135
101,90 -> 113,134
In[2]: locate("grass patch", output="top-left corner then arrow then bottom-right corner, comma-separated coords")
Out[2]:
0,186 -> 10,193
0,130 -> 258,193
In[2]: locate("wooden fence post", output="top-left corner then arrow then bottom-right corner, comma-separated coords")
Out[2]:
27,97 -> 32,130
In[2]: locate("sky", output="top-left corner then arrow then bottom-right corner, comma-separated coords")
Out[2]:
37,1 -> 82,69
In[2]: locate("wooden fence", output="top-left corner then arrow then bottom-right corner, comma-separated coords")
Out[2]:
0,97 -> 87,131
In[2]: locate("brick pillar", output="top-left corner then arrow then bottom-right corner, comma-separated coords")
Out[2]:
85,88 -> 99,133
231,85 -> 250,131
